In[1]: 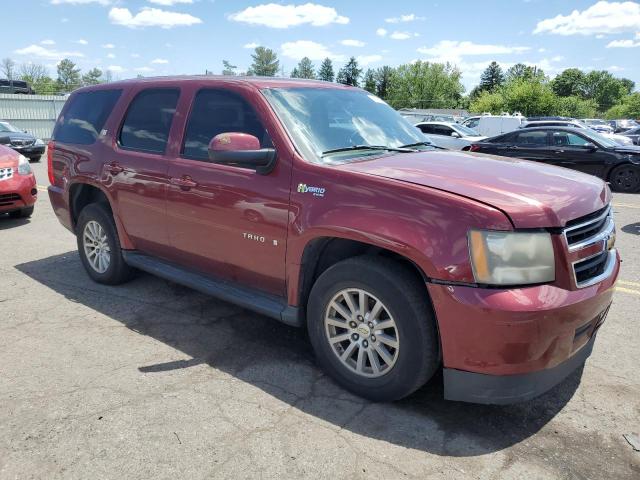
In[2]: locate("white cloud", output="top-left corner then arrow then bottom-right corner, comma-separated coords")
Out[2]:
102,43 -> 115,49
357,55 -> 382,66
376,28 -> 387,37
109,7 -> 202,28
41,39 -> 56,45
417,40 -> 530,62
243,42 -> 260,49
151,58 -> 169,64
281,40 -> 345,61
606,38 -> 640,47
14,44 -> 84,60
385,13 -> 425,23
77,39 -> 88,45
135,66 -> 154,72
534,1 -> 640,36
608,65 -> 625,71
107,53 -> 116,59
51,0 -> 110,4
131,53 -> 141,58
230,3 -> 349,28
107,65 -> 125,73
340,39 -> 365,47
390,31 -> 418,40
148,0 -> 193,5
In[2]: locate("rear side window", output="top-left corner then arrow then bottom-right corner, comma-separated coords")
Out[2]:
514,130 -> 548,146
182,89 -> 270,160
54,89 -> 122,145
119,89 -> 179,154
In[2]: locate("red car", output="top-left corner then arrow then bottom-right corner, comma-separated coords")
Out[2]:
48,77 -> 619,404
0,144 -> 36,218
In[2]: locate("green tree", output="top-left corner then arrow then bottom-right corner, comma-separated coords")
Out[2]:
502,79 -> 556,116
82,68 -> 103,86
20,63 -> 48,88
290,67 -> 300,78
605,93 -> 640,119
386,61 -> 464,109
469,90 -> 506,114
56,58 -> 81,92
248,47 -> 279,77
375,66 -> 394,99
478,61 -> 504,93
551,68 -> 585,97
506,63 -> 545,83
336,57 -> 362,87
222,60 -> 238,76
619,78 -> 635,95
581,70 -> 628,111
317,58 -> 334,82
554,95 -> 598,118
293,57 -> 315,79
363,68 -> 376,93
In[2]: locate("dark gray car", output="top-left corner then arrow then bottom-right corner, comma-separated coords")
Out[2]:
0,121 -> 45,161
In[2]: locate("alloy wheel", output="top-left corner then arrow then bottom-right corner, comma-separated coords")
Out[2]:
82,220 -> 111,274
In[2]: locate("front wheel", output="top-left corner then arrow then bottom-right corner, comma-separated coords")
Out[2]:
609,164 -> 640,193
307,256 -> 440,402
76,203 -> 132,285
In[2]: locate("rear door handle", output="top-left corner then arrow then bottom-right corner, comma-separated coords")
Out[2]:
170,176 -> 198,189
108,162 -> 124,174
554,149 -> 565,153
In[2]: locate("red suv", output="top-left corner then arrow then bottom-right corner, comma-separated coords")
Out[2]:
48,77 -> 620,404
0,144 -> 36,218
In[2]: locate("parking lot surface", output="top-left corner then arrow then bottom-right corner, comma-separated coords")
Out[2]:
1,159 -> 639,479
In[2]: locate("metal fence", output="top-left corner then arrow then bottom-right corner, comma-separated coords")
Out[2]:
0,93 -> 68,140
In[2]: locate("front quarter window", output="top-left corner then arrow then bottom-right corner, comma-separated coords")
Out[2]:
261,87 -> 428,164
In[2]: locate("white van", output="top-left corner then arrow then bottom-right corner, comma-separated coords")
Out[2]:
461,115 -> 524,137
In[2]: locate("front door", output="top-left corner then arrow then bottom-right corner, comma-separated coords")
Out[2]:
165,88 -> 291,297
547,130 -> 608,177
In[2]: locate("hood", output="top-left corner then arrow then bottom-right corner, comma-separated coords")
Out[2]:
0,131 -> 35,142
463,135 -> 487,141
337,150 -> 610,228
613,145 -> 640,155
0,144 -> 18,168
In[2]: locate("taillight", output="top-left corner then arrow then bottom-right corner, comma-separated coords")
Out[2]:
469,144 -> 481,152
47,140 -> 55,184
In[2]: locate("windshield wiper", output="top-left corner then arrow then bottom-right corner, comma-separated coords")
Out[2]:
398,141 -> 445,150
321,145 -> 415,157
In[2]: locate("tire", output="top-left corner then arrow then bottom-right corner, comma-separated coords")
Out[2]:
76,203 -> 132,285
9,206 -> 34,218
609,164 -> 640,193
29,155 -> 41,162
307,256 -> 440,402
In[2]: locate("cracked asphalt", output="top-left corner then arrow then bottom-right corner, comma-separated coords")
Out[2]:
1,159 -> 639,479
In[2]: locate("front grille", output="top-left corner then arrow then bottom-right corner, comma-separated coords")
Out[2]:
0,167 -> 13,181
11,139 -> 34,147
564,205 -> 616,288
0,193 -> 20,206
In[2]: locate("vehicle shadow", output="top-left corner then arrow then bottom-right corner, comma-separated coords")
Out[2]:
0,214 -> 31,229
15,251 -> 582,457
621,222 -> 640,235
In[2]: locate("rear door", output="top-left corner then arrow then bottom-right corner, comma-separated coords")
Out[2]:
105,87 -> 180,257
507,130 -> 552,162
165,86 -> 291,297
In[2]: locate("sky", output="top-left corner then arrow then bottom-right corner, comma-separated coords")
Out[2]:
3,0 -> 640,91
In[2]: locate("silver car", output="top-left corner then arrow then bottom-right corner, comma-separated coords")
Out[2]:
415,121 -> 486,150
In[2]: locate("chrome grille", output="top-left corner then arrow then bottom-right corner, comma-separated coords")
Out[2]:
11,139 -> 34,147
564,205 -> 617,288
0,167 -> 13,181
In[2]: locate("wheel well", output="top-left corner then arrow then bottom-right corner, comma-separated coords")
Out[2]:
69,183 -> 111,229
298,237 -> 428,312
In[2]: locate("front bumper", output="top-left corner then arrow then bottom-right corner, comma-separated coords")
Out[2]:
428,250 -> 619,404
10,144 -> 45,158
0,173 -> 37,213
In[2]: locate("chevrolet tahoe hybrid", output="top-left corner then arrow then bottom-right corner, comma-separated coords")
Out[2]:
47,77 -> 620,404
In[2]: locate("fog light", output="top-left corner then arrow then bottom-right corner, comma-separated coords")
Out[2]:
31,188 -> 38,196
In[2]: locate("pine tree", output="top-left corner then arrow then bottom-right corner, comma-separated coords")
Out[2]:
290,67 -> 300,78
375,66 -> 393,99
296,57 -> 315,79
363,69 -> 376,93
222,60 -> 238,76
317,58 -> 334,82
56,58 -> 81,92
82,68 -> 103,86
336,57 -> 361,87
479,61 -> 504,92
248,47 -> 279,77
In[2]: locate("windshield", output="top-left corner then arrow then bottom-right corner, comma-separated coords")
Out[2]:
261,88 -> 429,163
0,121 -> 20,133
581,128 -> 618,148
584,119 -> 608,126
452,124 -> 480,136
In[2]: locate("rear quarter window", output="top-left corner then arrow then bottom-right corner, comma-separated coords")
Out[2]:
54,89 -> 122,145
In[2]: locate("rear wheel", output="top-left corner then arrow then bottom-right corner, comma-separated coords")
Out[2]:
609,164 -> 640,193
76,203 -> 132,285
9,206 -> 34,218
307,256 -> 440,402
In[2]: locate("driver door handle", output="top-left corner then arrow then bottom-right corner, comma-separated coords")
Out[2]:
170,176 -> 198,190
108,162 -> 124,174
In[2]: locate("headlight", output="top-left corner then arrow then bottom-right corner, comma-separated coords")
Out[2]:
468,230 -> 555,285
17,154 -> 32,175
35,138 -> 44,146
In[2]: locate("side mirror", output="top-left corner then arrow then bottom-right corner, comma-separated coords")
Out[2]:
208,132 -> 276,175
450,132 -> 461,138
582,142 -> 597,151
